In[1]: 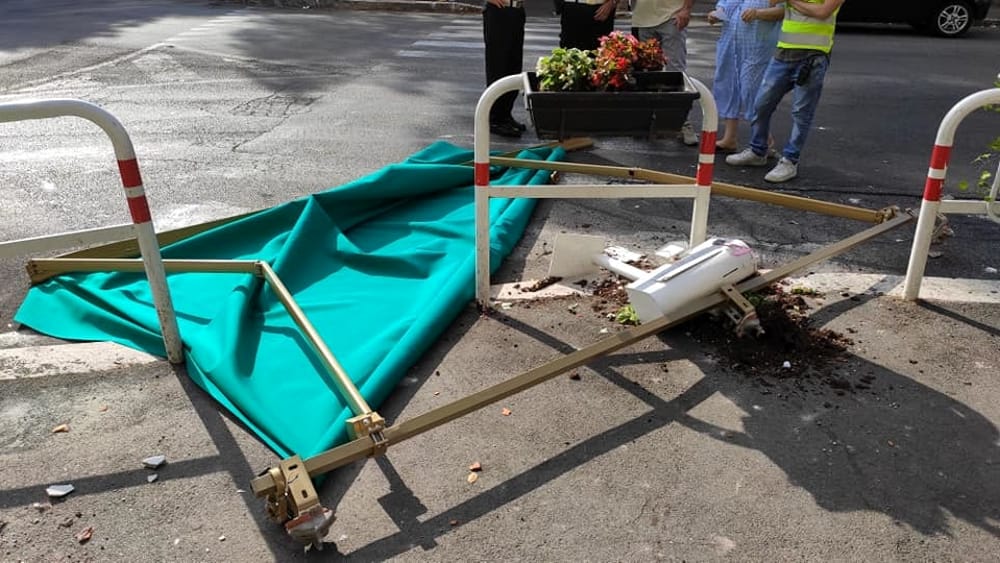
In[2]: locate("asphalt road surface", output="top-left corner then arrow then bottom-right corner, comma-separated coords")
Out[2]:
1,2 -> 999,561
1,1 -> 998,327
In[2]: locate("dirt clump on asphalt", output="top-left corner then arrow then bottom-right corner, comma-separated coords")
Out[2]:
586,276 -> 855,386
684,284 -> 854,383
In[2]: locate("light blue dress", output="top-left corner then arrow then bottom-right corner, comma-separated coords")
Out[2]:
712,0 -> 741,121
712,0 -> 781,121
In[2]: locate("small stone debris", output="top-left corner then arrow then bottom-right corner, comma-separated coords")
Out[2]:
466,472 -> 479,484
569,372 -> 581,381
501,407 -> 512,416
58,517 -> 75,528
51,424 -> 70,434
75,526 -> 94,544
147,474 -> 159,484
31,502 -> 52,513
0,520 -> 7,534
98,405 -> 109,413
46,484 -> 75,498
781,361 -> 792,369
928,250 -> 943,259
468,462 -> 482,472
449,519 -> 460,526
142,455 -> 167,469
887,440 -> 896,448
218,535 -> 226,542
985,266 -> 997,275
174,538 -> 181,546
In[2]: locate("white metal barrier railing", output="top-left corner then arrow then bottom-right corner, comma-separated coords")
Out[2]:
903,88 -> 1000,300
0,99 -> 183,363
473,72 -> 719,306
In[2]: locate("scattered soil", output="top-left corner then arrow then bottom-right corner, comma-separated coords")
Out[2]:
684,284 -> 854,382
587,277 -> 631,318
519,276 -> 563,293
588,276 -> 855,386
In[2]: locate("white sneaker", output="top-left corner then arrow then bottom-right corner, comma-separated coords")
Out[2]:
765,157 -> 798,183
725,148 -> 768,167
679,122 -> 699,146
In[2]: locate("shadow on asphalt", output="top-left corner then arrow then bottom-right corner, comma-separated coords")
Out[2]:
0,361 -> 299,557
332,298 -> 1000,559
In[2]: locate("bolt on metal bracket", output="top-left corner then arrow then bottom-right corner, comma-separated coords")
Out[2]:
347,412 -> 389,456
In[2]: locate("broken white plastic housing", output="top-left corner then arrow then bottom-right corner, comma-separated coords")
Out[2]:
626,238 -> 757,323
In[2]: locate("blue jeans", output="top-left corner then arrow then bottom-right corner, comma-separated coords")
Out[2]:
749,54 -> 830,164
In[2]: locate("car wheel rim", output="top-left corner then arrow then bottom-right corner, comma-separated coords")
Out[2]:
938,4 -> 970,34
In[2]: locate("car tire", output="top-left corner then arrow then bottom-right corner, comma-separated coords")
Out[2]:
926,0 -> 974,37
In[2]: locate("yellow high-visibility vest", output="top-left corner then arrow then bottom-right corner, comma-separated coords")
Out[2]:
777,0 -> 840,53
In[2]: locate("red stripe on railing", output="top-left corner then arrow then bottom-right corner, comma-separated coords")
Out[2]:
127,195 -> 152,224
699,130 -> 717,154
474,162 -> 490,186
923,144 -> 952,201
923,178 -> 945,202
117,158 -> 143,188
696,163 -> 714,186
929,144 -> 951,170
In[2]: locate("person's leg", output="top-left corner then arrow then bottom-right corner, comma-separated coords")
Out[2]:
782,55 -> 829,163
654,19 -> 686,72
593,8 -> 615,47
713,22 -> 740,148
748,57 -> 795,157
560,4 -> 593,49
484,5 -> 522,136
504,7 -> 527,129
649,19 -> 698,145
718,118 -> 739,150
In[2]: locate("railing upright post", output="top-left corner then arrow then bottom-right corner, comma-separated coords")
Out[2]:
903,88 -> 1000,300
0,99 -> 183,363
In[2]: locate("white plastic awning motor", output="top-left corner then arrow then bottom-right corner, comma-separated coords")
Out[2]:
548,234 -> 758,325
625,237 -> 757,323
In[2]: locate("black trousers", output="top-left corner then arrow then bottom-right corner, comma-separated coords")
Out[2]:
483,4 -> 525,124
559,2 -> 614,51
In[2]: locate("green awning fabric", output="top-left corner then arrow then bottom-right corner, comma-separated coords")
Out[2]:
15,141 -> 564,458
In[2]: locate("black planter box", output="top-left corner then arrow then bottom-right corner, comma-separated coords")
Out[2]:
523,71 -> 700,140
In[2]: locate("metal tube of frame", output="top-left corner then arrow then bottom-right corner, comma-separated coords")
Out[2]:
258,262 -> 373,417
488,157 -> 884,224
27,257 -> 373,417
0,224 -> 137,260
485,185 -> 701,199
251,213 -> 914,497
28,258 -> 259,276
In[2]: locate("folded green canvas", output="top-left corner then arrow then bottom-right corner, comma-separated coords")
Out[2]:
15,141 -> 564,458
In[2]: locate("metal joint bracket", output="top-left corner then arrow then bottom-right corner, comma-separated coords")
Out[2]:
347,412 -> 389,456
263,456 -> 319,521
876,205 -> 900,222
262,455 -> 336,548
719,284 -> 762,337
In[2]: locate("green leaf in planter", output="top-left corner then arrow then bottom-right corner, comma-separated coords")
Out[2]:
537,47 -> 595,92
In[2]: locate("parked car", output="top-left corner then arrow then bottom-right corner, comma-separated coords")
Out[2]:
837,0 -> 992,37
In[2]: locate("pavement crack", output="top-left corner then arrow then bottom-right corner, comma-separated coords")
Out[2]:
628,497 -> 653,526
